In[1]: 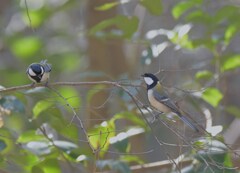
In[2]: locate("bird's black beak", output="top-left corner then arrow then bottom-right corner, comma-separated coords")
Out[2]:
141,74 -> 145,77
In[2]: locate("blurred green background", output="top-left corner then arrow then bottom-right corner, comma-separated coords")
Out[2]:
1,0 -> 240,172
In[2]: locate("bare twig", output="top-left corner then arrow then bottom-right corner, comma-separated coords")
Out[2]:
0,81 -> 141,94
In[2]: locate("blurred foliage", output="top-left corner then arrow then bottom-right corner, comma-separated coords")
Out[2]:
0,0 -> 240,172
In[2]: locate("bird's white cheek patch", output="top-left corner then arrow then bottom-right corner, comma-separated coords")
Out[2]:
144,77 -> 154,85
28,68 -> 36,76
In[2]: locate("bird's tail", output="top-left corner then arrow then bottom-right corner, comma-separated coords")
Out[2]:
179,115 -> 199,132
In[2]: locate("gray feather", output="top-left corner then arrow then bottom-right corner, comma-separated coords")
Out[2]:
152,90 -> 179,113
152,90 -> 198,132
40,60 -> 52,72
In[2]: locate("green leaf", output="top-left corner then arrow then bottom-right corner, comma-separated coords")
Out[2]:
195,70 -> 213,80
22,10 -> 47,28
58,87 -> 81,108
224,153 -> 233,168
88,120 -> 115,157
59,124 -> 79,142
33,100 -> 53,119
17,130 -> 46,143
0,129 -> 14,154
10,36 -> 42,59
32,166 -> 44,173
221,55 -> 240,72
172,0 -> 202,19
39,159 -> 60,173
89,15 -> 139,39
225,24 -> 239,44
202,87 -> 223,107
214,6 -> 238,23
120,155 -> 144,164
95,2 -> 119,11
140,0 -> 162,15
185,10 -> 212,24
225,106 -> 240,118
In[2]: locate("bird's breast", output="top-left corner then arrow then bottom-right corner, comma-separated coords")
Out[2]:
148,90 -> 171,113
41,72 -> 50,82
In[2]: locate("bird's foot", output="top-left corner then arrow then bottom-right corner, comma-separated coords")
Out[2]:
150,112 -> 163,124
44,80 -> 49,87
30,82 -> 35,87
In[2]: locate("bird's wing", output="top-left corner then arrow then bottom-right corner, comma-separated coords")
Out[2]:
153,90 -> 199,132
152,90 -> 179,114
40,60 -> 52,72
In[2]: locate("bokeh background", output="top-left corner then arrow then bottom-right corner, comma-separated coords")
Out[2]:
1,0 -> 240,172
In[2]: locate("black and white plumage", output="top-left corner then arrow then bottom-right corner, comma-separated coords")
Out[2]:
142,73 -> 199,132
26,60 -> 52,84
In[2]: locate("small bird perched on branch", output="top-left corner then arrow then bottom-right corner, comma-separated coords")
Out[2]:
26,60 -> 52,85
141,73 -> 199,132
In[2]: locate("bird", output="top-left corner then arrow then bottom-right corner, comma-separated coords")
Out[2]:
26,60 -> 52,85
141,73 -> 199,132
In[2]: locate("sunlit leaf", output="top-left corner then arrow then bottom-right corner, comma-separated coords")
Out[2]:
22,9 -> 47,28
191,38 -> 215,50
10,36 -> 42,59
88,120 -> 115,157
120,155 -> 144,164
89,15 -> 139,39
221,55 -> 240,72
39,159 -> 60,173
225,24 -> 239,44
140,0 -> 162,15
0,129 -> 14,154
202,87 -> 223,107
33,100 -> 53,119
224,153 -> 233,168
17,130 -> 46,143
17,150 -> 40,166
95,2 -> 119,11
172,0 -> 202,19
195,70 -> 213,80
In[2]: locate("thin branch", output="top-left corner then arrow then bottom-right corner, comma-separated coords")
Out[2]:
0,81 -> 141,94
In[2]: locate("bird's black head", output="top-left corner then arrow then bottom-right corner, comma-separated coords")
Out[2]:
141,73 -> 159,90
28,64 -> 44,76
